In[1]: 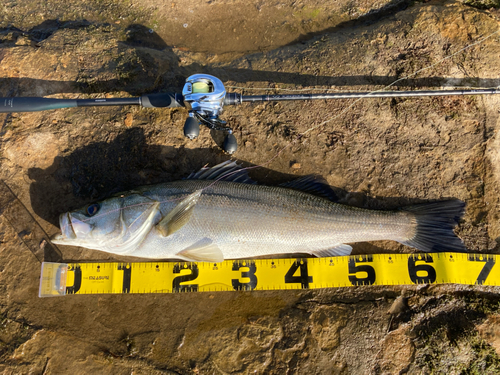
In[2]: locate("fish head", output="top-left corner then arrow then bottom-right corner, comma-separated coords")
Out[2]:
51,193 -> 161,254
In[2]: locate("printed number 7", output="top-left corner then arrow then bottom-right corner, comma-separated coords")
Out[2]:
469,256 -> 496,285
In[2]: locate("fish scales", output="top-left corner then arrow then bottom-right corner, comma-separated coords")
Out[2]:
134,180 -> 414,259
51,161 -> 466,261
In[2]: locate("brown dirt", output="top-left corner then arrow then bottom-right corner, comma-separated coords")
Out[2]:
2,0 -> 500,373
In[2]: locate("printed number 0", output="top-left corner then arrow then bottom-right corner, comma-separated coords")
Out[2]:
66,266 -> 82,294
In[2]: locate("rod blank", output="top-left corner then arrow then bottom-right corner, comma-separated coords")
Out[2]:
238,88 -> 500,103
1,88 -> 499,113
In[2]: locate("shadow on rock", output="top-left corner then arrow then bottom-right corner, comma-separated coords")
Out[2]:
25,126 -> 461,261
123,24 -> 169,50
28,127 -> 215,226
3,18 -> 499,100
29,127 -> 342,227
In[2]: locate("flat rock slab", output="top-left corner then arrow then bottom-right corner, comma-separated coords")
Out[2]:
1,0 -> 500,373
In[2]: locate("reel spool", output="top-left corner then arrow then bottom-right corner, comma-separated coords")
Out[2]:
182,74 -> 237,154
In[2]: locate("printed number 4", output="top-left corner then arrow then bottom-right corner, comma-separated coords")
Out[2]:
284,260 -> 312,289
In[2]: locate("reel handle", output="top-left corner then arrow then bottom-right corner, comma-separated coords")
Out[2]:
183,117 -> 200,139
223,133 -> 238,154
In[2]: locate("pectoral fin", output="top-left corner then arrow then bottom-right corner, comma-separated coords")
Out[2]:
176,239 -> 224,262
157,190 -> 202,237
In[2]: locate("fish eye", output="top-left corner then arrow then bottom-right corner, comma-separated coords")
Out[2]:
86,203 -> 100,217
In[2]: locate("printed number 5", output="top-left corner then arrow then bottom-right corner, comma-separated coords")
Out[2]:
348,258 -> 376,286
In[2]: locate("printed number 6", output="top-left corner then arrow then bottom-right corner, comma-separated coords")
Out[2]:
407,255 -> 436,284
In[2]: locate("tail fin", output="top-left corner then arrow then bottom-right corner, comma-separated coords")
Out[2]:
400,200 -> 466,252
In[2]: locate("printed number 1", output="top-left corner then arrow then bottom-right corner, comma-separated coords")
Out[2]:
118,264 -> 132,293
468,255 -> 496,285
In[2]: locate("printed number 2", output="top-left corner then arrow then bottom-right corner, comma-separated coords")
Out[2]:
172,264 -> 199,292
348,257 -> 376,286
284,260 -> 313,289
468,255 -> 496,285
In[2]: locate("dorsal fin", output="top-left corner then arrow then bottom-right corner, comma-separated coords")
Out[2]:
186,160 -> 256,184
279,175 -> 338,202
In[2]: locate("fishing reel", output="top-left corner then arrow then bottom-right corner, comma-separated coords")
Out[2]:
3,72 -> 500,155
182,74 -> 238,154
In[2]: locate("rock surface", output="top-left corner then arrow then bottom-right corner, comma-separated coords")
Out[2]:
2,0 -> 500,373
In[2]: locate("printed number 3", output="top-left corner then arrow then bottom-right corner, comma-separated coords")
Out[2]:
232,261 -> 258,290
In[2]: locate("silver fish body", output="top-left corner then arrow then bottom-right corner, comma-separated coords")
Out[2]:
51,162 -> 466,262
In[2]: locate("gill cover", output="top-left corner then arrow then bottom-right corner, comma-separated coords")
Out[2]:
52,193 -> 162,255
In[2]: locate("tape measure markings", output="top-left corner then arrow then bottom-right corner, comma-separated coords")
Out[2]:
38,252 -> 499,297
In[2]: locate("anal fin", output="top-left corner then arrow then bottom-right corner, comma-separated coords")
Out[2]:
311,244 -> 352,257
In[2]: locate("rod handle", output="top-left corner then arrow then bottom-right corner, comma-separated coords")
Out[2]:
140,93 -> 184,108
0,97 -> 78,113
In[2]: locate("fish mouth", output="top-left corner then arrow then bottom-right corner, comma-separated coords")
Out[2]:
50,213 -> 76,244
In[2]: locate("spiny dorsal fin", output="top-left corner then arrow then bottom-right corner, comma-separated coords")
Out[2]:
279,175 -> 338,202
156,190 -> 202,237
186,160 -> 256,184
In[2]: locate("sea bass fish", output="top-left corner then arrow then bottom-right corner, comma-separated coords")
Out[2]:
51,161 -> 466,262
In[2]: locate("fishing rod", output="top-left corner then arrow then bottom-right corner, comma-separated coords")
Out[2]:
1,74 -> 499,153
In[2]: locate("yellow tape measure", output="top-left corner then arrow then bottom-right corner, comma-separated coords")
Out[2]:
39,252 -> 498,297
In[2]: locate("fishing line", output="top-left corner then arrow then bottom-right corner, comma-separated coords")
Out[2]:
238,29 -> 500,138
215,28 -> 500,178
226,86 -> 344,92
226,85 -> 500,92
59,28 -> 500,231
